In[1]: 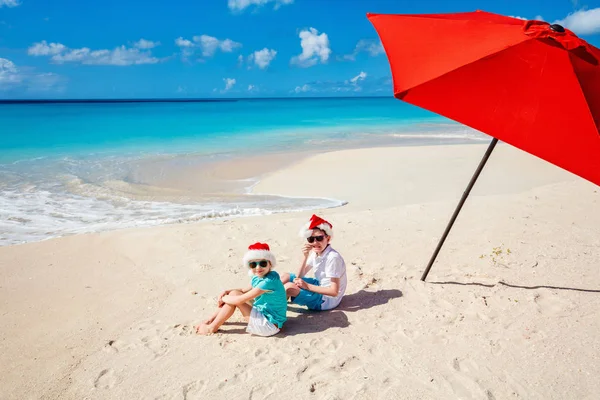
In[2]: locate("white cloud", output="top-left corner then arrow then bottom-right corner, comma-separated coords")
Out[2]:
294,84 -> 311,93
0,0 -> 20,8
134,39 -> 160,49
292,73 -> 387,95
512,15 -> 544,21
342,39 -> 384,61
228,0 -> 293,12
508,9 -> 600,35
56,47 -> 160,66
28,41 -> 161,66
175,35 -> 242,60
247,48 -> 277,69
0,58 -> 22,87
175,37 -> 195,60
290,28 -> 331,68
175,37 -> 194,47
193,35 -> 242,57
223,78 -> 236,91
27,41 -> 67,56
350,71 -> 367,84
554,8 -> 600,35
195,35 -> 220,56
0,58 -> 64,92
221,39 -> 240,52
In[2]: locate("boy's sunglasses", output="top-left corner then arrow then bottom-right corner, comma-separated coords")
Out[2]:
307,235 -> 325,243
248,260 -> 269,269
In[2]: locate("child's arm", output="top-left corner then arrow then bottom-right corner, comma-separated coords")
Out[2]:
295,277 -> 340,297
218,285 -> 253,306
296,244 -> 313,278
296,255 -> 344,297
221,287 -> 265,306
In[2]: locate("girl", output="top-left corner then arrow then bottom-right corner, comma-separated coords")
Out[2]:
195,242 -> 287,336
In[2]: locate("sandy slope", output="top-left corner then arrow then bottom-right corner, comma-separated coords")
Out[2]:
1,143 -> 599,400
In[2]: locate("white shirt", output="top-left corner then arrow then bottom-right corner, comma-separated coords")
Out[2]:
306,245 -> 347,310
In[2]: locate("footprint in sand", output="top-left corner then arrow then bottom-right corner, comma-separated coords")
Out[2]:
452,357 -> 461,371
533,292 -> 573,317
172,324 -> 194,337
254,347 -> 268,357
141,336 -> 169,359
296,358 -> 324,380
443,358 -> 505,400
333,355 -> 362,373
102,339 -> 120,354
134,319 -> 162,332
94,369 -> 117,389
309,337 -> 342,353
182,380 -> 207,400
216,368 -> 252,390
102,338 -> 138,354
488,339 -> 504,356
253,346 -> 274,365
249,385 -> 276,400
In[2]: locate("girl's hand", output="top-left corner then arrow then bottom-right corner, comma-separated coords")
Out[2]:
221,294 -> 234,305
217,290 -> 229,307
302,243 -> 312,257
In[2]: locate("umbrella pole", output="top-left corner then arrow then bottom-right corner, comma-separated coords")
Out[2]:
420,137 -> 499,281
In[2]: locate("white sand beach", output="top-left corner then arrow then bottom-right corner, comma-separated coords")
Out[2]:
1,143 -> 599,400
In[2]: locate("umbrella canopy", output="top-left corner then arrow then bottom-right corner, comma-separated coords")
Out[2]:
367,11 -> 600,280
368,10 -> 600,187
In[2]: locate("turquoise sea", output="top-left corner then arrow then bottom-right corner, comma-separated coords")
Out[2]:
0,97 -> 487,246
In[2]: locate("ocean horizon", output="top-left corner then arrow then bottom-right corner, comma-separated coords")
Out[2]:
0,97 -> 487,246
0,95 -> 390,103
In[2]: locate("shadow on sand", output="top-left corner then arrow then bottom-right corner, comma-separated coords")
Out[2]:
278,288 -> 403,337
429,280 -> 600,293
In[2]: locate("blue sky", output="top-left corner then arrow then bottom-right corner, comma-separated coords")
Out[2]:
1,0 -> 599,99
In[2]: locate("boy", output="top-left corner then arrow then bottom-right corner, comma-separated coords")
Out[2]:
280,214 -> 347,311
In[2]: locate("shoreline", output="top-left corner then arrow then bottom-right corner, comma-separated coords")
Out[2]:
0,140 -> 586,248
2,140 -> 489,248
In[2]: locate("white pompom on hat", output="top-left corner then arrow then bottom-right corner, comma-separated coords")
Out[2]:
243,242 -> 277,268
299,214 -> 333,239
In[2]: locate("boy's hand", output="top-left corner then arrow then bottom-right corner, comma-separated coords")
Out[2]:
302,243 -> 312,257
293,278 -> 308,290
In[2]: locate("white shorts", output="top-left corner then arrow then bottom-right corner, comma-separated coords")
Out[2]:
246,307 -> 280,337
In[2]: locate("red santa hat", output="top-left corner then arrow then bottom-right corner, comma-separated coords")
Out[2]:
243,242 -> 276,268
299,214 -> 333,239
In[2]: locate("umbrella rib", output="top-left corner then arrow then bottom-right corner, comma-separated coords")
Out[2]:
567,55 -> 599,136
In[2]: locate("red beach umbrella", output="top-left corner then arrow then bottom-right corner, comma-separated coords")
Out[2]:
367,10 -> 600,280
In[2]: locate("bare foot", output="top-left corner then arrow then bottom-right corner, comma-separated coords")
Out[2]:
195,323 -> 214,335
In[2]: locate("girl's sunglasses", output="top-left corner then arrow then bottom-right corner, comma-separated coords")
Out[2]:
248,260 -> 269,269
307,235 -> 325,243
